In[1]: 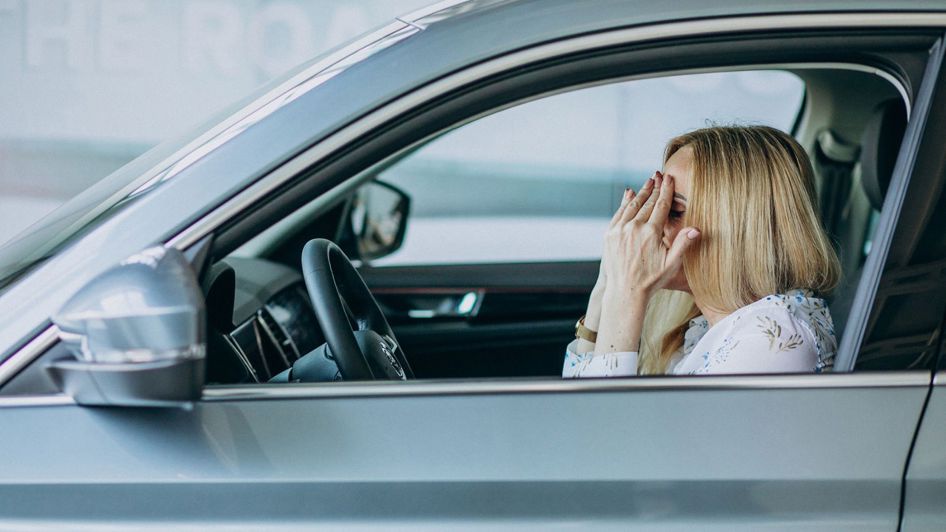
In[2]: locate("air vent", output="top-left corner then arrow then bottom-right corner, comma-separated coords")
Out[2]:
257,308 -> 298,364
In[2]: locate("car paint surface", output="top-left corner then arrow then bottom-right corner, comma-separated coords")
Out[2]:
0,375 -> 931,529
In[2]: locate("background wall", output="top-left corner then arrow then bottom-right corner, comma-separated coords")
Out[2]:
0,0 -> 803,254
0,0 -> 431,242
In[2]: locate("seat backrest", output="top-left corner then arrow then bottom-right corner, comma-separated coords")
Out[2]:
860,99 -> 909,212
828,98 -> 907,338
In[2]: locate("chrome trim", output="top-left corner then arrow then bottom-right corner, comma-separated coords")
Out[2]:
933,371 -> 946,386
203,371 -> 932,402
223,333 -> 259,383
0,372 -> 931,408
168,12 -> 941,252
0,394 -> 75,408
0,325 -> 59,385
4,12 -> 945,387
401,0 -> 470,24
396,17 -> 426,32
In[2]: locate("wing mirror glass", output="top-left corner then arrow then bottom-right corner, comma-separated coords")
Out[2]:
348,180 -> 410,261
48,246 -> 205,407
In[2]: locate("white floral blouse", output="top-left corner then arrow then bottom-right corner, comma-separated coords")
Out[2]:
562,289 -> 837,377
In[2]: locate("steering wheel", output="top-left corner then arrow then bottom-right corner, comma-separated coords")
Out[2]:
300,239 -> 414,380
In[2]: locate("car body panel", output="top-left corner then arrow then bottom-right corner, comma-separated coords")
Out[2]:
0,374 -> 930,529
901,373 -> 946,531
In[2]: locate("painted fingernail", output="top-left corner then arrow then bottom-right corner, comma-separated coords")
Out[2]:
686,229 -> 700,239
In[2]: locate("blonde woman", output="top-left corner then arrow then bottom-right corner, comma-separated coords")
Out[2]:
564,125 -> 840,377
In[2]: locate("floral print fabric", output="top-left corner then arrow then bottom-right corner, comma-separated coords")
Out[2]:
562,289 -> 837,378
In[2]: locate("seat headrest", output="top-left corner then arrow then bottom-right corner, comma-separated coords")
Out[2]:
860,99 -> 907,210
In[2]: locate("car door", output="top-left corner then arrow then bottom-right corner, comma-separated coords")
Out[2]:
0,9 -> 945,531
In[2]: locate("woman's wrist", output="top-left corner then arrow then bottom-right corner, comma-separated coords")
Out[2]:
594,289 -> 649,354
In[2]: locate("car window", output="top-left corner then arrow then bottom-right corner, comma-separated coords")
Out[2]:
371,70 -> 805,266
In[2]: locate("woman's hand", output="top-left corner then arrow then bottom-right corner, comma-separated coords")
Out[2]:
578,185 -> 639,352
594,173 -> 700,354
605,173 -> 700,297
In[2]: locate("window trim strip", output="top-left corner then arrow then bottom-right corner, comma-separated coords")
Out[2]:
0,371 -> 929,408
201,371 -> 932,403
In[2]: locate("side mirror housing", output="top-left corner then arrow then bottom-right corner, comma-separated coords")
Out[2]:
343,180 -> 410,262
48,247 -> 205,407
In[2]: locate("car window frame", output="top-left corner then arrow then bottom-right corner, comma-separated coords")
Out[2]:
198,26 -> 937,383
2,13 -> 944,397
834,36 -> 946,372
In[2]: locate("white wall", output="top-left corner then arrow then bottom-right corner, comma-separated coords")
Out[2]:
0,0 -> 431,242
0,1 -> 804,248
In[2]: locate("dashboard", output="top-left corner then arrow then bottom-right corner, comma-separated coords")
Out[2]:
205,257 -> 332,383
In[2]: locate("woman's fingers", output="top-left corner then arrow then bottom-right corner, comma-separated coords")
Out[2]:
609,188 -> 635,227
620,176 -> 655,225
633,175 -> 662,222
648,174 -> 675,226
665,226 -> 701,271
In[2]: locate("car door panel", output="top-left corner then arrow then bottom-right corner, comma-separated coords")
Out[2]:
900,373 -> 946,531
0,374 -> 927,530
361,262 -> 597,378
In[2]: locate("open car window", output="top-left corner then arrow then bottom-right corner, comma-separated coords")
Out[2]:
213,64 -> 915,384
371,70 -> 805,266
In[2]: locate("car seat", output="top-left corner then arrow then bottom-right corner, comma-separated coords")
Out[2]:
826,98 -> 908,340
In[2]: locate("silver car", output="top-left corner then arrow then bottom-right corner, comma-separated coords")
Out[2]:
1,0 -> 946,529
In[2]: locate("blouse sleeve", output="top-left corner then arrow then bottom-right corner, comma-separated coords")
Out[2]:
562,339 -> 638,378
689,307 -> 819,375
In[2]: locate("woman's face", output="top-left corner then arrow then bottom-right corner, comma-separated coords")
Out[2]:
660,145 -> 693,293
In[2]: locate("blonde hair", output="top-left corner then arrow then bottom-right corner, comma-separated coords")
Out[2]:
637,125 -> 841,374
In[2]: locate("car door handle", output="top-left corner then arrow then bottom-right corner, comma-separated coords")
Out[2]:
374,290 -> 483,320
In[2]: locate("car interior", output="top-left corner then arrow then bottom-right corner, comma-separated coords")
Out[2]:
187,63 -> 913,385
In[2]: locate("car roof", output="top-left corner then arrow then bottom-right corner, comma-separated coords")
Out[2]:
411,0 -> 946,34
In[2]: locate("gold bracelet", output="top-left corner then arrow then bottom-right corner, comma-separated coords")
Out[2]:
574,315 -> 598,343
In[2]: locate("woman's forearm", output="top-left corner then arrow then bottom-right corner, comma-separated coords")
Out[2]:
584,280 -> 606,329
594,289 -> 648,355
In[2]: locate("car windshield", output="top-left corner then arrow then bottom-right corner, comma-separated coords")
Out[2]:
0,18 -> 407,292
0,93 -> 256,291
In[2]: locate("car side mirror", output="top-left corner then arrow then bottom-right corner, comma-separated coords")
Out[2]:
346,180 -> 410,262
47,246 -> 205,407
